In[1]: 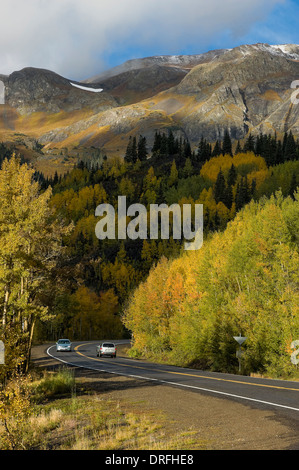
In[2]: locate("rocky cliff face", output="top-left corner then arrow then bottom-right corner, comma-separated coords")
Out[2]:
0,43 -> 298,158
89,65 -> 188,105
2,67 -> 117,114
170,44 -> 299,141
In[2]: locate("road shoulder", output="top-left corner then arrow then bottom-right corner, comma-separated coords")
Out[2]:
31,343 -> 299,450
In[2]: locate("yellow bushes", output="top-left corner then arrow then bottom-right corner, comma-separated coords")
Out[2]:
123,191 -> 299,376
200,152 -> 267,183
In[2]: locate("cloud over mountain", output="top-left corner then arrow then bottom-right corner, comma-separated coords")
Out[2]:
0,0 -> 286,79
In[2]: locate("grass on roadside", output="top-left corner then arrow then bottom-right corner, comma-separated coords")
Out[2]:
0,367 -> 210,450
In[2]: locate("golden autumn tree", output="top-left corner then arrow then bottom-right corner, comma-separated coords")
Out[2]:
68,286 -> 123,340
0,156 -> 71,379
123,191 -> 299,376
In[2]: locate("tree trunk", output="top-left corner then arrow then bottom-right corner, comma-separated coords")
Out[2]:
2,287 -> 9,331
24,316 -> 36,373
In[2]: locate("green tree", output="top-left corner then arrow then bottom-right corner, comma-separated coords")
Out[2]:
289,172 -> 298,200
222,130 -> 232,156
214,169 -> 226,204
168,160 -> 179,187
212,140 -> 222,157
125,136 -> 138,163
227,164 -> 237,187
284,131 -> 297,161
137,135 -> 147,161
0,156 -> 71,377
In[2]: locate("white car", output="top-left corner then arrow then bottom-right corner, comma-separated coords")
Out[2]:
56,339 -> 72,352
96,342 -> 117,358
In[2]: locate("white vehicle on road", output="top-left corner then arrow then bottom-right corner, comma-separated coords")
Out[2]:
56,339 -> 72,352
96,342 -> 117,358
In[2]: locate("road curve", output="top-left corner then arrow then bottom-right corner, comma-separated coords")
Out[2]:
46,340 -> 299,421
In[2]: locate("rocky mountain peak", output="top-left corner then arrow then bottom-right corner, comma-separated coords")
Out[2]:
0,43 -> 298,159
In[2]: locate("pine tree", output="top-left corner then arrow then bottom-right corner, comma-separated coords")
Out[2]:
167,130 -> 176,155
125,136 -> 133,163
212,140 -> 222,157
235,140 -> 242,155
243,133 -> 255,153
227,164 -> 237,187
282,131 -> 288,158
131,136 -> 138,163
137,135 -> 147,161
197,137 -> 212,164
222,130 -> 232,156
225,183 -> 233,209
214,169 -> 226,204
251,178 -> 257,198
183,140 -> 192,158
285,131 -> 297,161
275,140 -> 284,165
289,172 -> 297,199
160,133 -> 168,155
235,176 -> 250,211
152,131 -> 162,154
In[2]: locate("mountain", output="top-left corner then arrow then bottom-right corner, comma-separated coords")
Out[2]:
2,67 -> 117,114
83,65 -> 188,106
0,43 -> 298,173
170,43 -> 299,141
82,49 -> 228,83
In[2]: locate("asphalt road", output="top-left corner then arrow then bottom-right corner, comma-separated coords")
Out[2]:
46,340 -> 299,421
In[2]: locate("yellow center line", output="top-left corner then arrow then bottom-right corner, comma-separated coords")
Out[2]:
74,343 -> 299,392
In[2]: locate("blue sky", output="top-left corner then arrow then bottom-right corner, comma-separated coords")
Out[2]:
0,0 -> 298,80
102,0 -> 299,69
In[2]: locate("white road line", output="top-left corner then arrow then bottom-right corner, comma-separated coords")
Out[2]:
46,345 -> 299,413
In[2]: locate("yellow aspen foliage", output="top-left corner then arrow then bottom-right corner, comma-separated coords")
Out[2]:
124,191 -> 299,375
200,152 -> 267,183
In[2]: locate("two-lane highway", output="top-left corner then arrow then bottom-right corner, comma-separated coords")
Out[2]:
47,340 -> 299,421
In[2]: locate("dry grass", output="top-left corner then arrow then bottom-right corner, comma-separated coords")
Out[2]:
0,369 -> 209,450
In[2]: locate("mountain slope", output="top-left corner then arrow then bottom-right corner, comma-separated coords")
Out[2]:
0,43 -> 298,166
2,67 -> 117,114
86,65 -> 188,106
83,48 -> 229,83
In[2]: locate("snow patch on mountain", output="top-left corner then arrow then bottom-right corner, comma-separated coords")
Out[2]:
70,82 -> 103,92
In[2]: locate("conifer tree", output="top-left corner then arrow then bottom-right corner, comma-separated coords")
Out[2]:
214,169 -> 226,204
285,131 -> 297,161
152,131 -> 162,154
125,136 -> 133,163
227,163 -> 237,187
222,130 -> 232,156
197,137 -> 212,164
243,133 -> 255,153
289,172 -> 297,199
137,135 -> 147,161
212,140 -> 222,157
235,140 -> 242,155
235,176 -> 250,211
275,140 -> 284,165
183,140 -> 192,158
167,130 -> 176,155
160,133 -> 168,155
225,183 -> 233,209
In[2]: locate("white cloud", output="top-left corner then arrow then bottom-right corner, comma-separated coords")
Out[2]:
0,0 -> 285,79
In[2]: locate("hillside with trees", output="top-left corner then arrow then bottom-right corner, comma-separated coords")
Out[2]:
0,127 -> 298,380
123,191 -> 299,376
